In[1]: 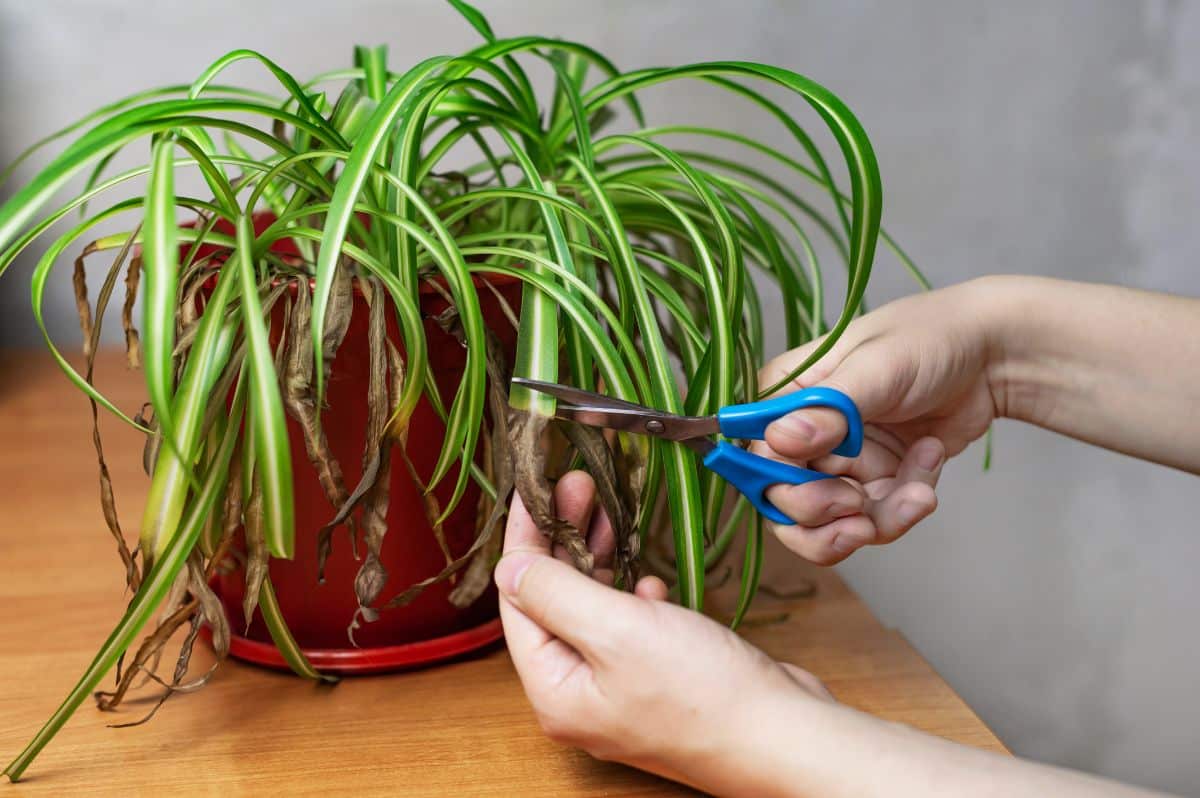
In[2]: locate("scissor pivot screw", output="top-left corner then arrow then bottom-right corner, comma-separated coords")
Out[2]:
645,420 -> 665,434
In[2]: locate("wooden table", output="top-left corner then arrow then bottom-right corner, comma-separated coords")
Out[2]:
0,350 -> 1006,796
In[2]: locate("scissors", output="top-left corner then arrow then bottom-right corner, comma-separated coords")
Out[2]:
512,378 -> 864,525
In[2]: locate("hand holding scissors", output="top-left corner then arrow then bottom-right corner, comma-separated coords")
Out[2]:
512,378 -> 863,525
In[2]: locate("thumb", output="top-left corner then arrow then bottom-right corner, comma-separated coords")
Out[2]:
495,551 -> 637,658
763,340 -> 900,461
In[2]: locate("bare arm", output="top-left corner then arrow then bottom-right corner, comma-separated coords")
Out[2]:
734,691 -> 1168,798
756,276 -> 1200,565
497,473 -> 1175,797
987,276 -> 1200,473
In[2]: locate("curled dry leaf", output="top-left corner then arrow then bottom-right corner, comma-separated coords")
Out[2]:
511,409 -> 593,574
241,472 -> 267,632
188,555 -> 229,660
107,616 -> 204,729
122,256 -> 141,368
284,278 -> 357,576
105,556 -> 223,728
72,252 -> 93,358
94,596 -> 198,712
611,433 -> 646,584
558,421 -> 638,590
321,257 -> 354,389
210,454 -> 243,577
77,235 -> 141,593
386,331 -> 515,609
175,269 -> 207,357
135,402 -> 162,477
397,443 -> 450,567
478,275 -> 520,332
349,279 -> 393,638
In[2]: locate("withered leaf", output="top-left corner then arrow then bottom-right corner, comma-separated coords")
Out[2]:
241,473 -> 267,632
284,278 -> 357,577
384,335 -> 514,609
209,454 -> 243,579
351,555 -> 388,624
558,421 -> 638,590
79,232 -> 141,592
320,258 -> 354,389
511,409 -> 593,573
350,279 -> 393,632
447,524 -> 502,608
189,555 -> 230,660
123,256 -> 142,368
95,596 -> 198,712
72,252 -> 94,358
479,275 -> 520,332
350,282 -> 393,614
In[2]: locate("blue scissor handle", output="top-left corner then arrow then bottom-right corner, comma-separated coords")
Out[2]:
716,386 -> 863,457
703,443 -> 836,525
707,387 -> 864,525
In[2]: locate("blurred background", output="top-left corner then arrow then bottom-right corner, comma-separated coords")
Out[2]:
1,1 -> 1197,793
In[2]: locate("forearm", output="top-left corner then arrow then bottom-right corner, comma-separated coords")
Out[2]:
979,275 -> 1200,473
715,693 -> 1167,798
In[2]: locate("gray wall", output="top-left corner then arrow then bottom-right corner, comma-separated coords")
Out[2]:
2,1 -> 1197,794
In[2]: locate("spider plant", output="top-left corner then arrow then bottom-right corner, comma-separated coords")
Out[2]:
0,0 -> 924,780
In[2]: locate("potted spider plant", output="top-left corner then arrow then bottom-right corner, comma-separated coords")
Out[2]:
0,0 -> 924,781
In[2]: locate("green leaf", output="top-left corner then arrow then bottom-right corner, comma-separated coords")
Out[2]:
233,212 -> 295,558
447,0 -> 496,42
4,379 -> 246,782
141,135 -> 181,441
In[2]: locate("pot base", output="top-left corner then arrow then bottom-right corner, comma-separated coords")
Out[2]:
223,617 -> 504,675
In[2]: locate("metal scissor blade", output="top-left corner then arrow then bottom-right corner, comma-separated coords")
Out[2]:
510,377 -> 650,413
512,378 -> 720,452
553,405 -> 716,456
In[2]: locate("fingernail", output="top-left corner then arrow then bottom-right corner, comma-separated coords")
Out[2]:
775,414 -> 817,443
897,500 -> 926,528
915,443 -> 943,472
494,553 -> 535,596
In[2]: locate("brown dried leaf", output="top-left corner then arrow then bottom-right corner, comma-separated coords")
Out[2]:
107,616 -> 204,729
397,442 -> 450,566
78,234 -> 141,592
511,410 -> 592,573
385,330 -> 516,609
478,275 -> 520,332
123,256 -> 141,368
134,402 -> 162,477
72,253 -> 94,357
447,512 -> 504,608
558,421 -> 638,590
241,474 -> 267,631
321,258 -> 354,388
284,278 -> 357,577
351,279 -> 393,626
188,554 -> 230,660
209,455 -> 243,578
274,289 -> 292,372
95,597 -> 197,712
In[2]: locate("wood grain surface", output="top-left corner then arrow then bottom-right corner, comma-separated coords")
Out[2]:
0,350 -> 1006,796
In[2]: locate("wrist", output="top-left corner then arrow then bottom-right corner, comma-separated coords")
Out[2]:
675,683 -> 841,798
962,275 -> 1064,425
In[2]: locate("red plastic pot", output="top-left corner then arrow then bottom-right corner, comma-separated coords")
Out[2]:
197,213 -> 517,673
